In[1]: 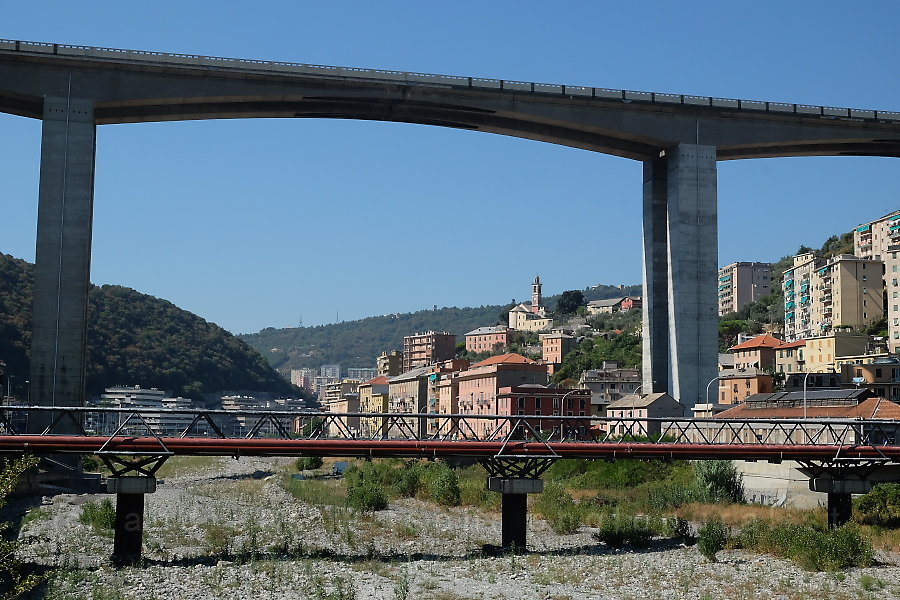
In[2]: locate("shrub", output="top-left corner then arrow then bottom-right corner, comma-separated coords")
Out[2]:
735,519 -> 874,571
295,456 -> 324,471
853,483 -> 900,528
535,483 -> 582,534
693,460 -> 744,503
593,512 -> 657,549
347,480 -> 388,512
422,463 -> 461,506
79,498 -> 116,531
697,519 -> 728,561
665,517 -> 696,545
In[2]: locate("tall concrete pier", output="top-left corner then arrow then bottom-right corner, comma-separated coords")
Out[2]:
30,96 -> 96,433
643,144 -> 719,406
0,40 -> 897,414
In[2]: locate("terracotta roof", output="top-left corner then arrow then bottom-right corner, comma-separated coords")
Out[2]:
362,375 -> 389,386
778,339 -> 806,349
730,333 -> 784,351
472,353 -> 537,367
717,397 -> 900,419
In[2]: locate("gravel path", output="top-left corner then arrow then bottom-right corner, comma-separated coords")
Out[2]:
14,457 -> 900,600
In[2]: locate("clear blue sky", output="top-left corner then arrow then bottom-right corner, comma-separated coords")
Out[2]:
2,1 -> 898,334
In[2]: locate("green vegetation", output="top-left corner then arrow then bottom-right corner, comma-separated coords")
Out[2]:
296,456 -> 325,471
551,333 -> 642,384
593,513 -> 659,549
78,498 -> 115,533
697,519 -> 728,561
0,252 -> 300,400
693,460 -> 744,504
734,519 -> 874,571
0,455 -> 43,599
554,290 -> 585,316
853,483 -> 900,528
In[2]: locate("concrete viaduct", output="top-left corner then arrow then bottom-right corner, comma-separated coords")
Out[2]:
2,39 -> 899,415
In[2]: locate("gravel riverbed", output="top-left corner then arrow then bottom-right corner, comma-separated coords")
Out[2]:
12,456 -> 900,599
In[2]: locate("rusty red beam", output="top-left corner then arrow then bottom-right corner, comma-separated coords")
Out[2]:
1,435 -> 898,461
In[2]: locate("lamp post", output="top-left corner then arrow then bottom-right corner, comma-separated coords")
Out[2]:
705,376 -> 722,407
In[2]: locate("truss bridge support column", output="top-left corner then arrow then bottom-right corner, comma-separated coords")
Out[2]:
108,476 -> 156,565
487,477 -> 544,551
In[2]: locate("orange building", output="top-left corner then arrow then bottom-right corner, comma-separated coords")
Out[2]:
541,332 -> 576,365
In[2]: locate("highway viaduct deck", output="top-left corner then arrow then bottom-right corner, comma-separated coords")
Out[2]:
2,40 -> 900,420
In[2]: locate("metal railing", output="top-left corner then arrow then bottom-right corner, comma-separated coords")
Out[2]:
1,38 -> 898,123
1,405 -> 898,449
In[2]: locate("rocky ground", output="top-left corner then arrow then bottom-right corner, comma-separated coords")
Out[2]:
10,456 -> 900,600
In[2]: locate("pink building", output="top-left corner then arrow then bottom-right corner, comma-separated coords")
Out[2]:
465,326 -> 512,353
456,353 -> 549,438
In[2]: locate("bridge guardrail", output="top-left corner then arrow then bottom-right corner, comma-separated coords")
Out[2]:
2,38 -> 898,123
0,406 -> 898,449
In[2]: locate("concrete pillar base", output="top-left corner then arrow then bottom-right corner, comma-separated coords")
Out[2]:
108,477 -> 155,565
487,478 -> 544,551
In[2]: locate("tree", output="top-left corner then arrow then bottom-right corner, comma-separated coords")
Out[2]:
555,290 -> 585,316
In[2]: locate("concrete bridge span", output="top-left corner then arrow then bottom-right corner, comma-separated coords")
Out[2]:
2,39 -> 899,413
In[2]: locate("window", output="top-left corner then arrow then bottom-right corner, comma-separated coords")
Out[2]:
535,410 -> 542,416
517,397 -> 525,409
876,368 -> 883,378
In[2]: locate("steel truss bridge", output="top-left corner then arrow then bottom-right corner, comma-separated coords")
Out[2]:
3,406 -> 899,562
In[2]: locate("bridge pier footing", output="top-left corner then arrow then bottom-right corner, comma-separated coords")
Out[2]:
108,476 -> 156,565
488,477 -> 544,552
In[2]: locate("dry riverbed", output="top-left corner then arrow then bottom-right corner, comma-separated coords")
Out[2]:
12,456 -> 900,599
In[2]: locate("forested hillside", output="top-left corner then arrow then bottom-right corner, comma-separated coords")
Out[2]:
241,284 -> 643,370
0,252 -> 297,400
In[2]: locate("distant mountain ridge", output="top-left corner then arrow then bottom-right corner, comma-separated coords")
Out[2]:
239,283 -> 642,371
0,252 -> 297,400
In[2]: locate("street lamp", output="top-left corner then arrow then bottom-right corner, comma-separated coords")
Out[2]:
802,371 -> 812,419
705,376 -> 722,407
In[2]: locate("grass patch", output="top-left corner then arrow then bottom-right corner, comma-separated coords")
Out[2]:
283,475 -> 348,506
78,498 -> 115,533
155,455 -> 224,478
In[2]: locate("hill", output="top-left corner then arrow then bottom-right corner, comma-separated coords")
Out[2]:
240,283 -> 643,371
0,252 -> 298,400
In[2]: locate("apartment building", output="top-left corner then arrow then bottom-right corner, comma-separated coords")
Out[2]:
784,253 -> 883,342
578,361 -> 641,416
730,333 -> 783,371
402,331 -> 456,371
92,386 -> 196,435
358,375 -> 389,438
775,340 -> 806,375
465,326 -> 512,353
841,359 -> 900,402
290,368 -> 317,390
456,353 -> 549,438
346,367 -> 377,381
855,210 -> 900,352
493,386 -> 592,438
387,364 -> 432,438
541,332 -> 576,365
718,262 -> 772,316
320,364 -> 341,379
606,393 -> 684,437
376,350 -> 402,377
717,368 -> 775,405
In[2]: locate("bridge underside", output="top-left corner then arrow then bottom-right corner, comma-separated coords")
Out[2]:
1,48 -> 898,414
